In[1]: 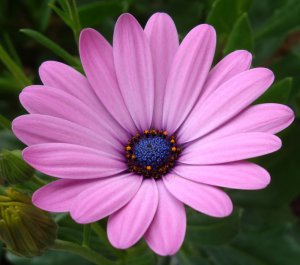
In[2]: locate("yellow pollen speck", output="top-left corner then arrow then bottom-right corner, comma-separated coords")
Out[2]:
125,146 -> 131,151
171,147 -> 177,152
146,166 -> 152,171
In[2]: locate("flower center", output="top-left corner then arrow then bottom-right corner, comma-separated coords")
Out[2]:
125,129 -> 181,179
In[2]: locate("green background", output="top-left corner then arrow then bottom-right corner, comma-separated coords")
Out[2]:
0,0 -> 300,264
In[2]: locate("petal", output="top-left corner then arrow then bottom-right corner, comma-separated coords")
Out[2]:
23,143 -> 126,179
107,178 -> 158,249
12,114 -> 120,154
181,132 -> 281,165
70,173 -> 142,224
163,175 -> 233,217
201,103 -> 295,142
200,50 -> 252,103
39,61 -> 101,111
32,179 -> 97,212
174,162 -> 270,190
20,85 -> 127,146
144,13 -> 179,128
79,28 -> 137,134
178,68 -> 274,143
113,13 -> 154,131
144,180 -> 186,256
162,24 -> 216,133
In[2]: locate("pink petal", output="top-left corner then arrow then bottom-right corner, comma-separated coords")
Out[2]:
70,174 -> 142,224
113,13 -> 154,131
23,143 -> 126,179
12,114 -> 120,154
32,179 -> 97,212
179,51 -> 252,139
163,175 -> 233,217
181,132 -> 281,165
174,162 -> 270,190
107,178 -> 158,249
178,68 -> 274,143
162,24 -> 216,133
144,180 -> 186,256
79,28 -> 137,135
20,85 -> 128,146
39,61 -> 101,112
144,13 -> 179,128
201,103 -> 295,142
200,50 -> 252,103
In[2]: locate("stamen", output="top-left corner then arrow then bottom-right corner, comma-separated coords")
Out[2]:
125,129 -> 181,179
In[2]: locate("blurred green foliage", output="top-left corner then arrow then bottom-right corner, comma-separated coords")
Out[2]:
0,0 -> 300,264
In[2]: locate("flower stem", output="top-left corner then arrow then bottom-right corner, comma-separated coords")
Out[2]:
82,224 -> 91,248
52,239 -> 116,265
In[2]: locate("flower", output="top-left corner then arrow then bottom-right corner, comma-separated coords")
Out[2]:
0,188 -> 57,257
12,12 -> 294,256
0,150 -> 34,184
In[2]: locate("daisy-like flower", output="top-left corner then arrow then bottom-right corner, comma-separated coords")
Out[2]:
12,13 -> 294,256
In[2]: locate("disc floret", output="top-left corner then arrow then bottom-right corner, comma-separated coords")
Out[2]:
125,129 -> 181,179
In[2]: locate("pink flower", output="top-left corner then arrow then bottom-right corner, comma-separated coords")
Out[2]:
12,13 -> 294,256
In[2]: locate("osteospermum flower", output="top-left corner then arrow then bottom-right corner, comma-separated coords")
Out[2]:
12,13 -> 294,255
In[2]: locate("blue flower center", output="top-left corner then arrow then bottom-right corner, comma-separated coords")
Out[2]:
125,130 -> 181,179
133,136 -> 171,168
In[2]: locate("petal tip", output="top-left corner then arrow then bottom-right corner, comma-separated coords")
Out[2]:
256,67 -> 275,84
11,117 -> 20,134
285,107 -> 295,124
116,13 -> 137,25
31,189 -> 45,209
258,169 -> 271,189
79,27 -> 100,42
22,147 -> 31,163
79,28 -> 100,49
70,211 -> 91,224
219,199 -> 234,217
272,134 -> 282,151
234,50 -> 252,62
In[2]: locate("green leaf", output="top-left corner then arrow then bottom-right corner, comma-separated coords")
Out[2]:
57,216 -> 117,258
7,250 -> 94,265
3,33 -> 22,67
124,242 -> 156,265
254,0 -> 300,40
185,208 -> 242,246
256,77 -> 292,104
78,1 -> 125,27
49,0 -> 82,44
177,250 -> 213,265
49,3 -> 73,27
20,29 -> 81,70
224,13 -> 253,54
0,130 -> 22,150
0,44 -> 31,88
204,223 -> 300,265
0,115 -> 11,130
0,75 -> 21,92
252,0 -> 300,63
206,0 -> 252,36
38,0 -> 55,31
0,150 -> 34,184
66,0 -> 82,44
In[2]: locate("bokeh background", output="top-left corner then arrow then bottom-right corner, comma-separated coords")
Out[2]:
0,0 -> 300,264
